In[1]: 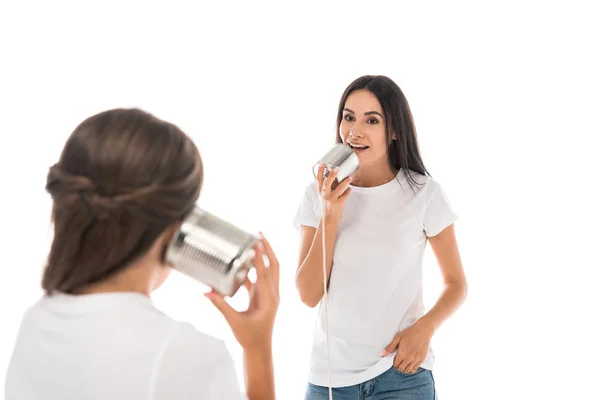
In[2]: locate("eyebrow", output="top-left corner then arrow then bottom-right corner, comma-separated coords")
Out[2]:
343,108 -> 384,119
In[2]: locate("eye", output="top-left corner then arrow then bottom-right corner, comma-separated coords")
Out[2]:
367,117 -> 379,125
344,114 -> 355,122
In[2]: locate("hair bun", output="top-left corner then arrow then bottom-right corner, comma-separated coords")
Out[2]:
46,164 -> 95,194
46,164 -> 125,220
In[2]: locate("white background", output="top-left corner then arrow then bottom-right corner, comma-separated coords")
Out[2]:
1,1 -> 599,399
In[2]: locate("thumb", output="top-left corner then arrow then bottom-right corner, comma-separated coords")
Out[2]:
205,291 -> 238,326
380,336 -> 400,356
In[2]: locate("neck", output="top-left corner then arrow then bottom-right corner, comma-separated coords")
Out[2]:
74,261 -> 155,297
351,158 -> 398,188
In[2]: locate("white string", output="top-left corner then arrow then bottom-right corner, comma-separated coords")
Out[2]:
320,189 -> 333,400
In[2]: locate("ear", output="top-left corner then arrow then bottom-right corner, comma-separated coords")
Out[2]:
392,133 -> 397,140
146,222 -> 182,292
158,222 -> 182,265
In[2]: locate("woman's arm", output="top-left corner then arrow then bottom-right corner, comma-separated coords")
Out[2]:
295,217 -> 340,308
244,345 -> 275,400
382,224 -> 467,373
417,223 -> 468,333
206,236 -> 280,400
295,166 -> 352,308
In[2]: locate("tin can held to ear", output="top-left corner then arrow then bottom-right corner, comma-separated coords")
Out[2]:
313,144 -> 360,190
164,207 -> 258,297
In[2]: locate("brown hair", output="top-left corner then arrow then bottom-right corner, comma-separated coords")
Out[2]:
335,75 -> 430,192
42,108 -> 203,294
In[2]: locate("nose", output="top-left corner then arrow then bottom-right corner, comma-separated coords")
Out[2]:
349,129 -> 364,140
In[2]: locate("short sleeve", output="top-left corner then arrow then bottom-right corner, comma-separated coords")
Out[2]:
423,180 -> 458,237
152,324 -> 244,400
293,182 -> 321,229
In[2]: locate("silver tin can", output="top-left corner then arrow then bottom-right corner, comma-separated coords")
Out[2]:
165,207 -> 257,297
313,144 -> 360,190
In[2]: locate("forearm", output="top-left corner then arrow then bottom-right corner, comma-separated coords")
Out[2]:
244,345 -> 275,400
417,280 -> 467,333
295,216 -> 339,306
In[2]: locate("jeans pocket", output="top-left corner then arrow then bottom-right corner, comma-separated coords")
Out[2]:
391,366 -> 425,377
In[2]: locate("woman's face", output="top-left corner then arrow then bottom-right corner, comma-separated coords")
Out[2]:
339,89 -> 390,166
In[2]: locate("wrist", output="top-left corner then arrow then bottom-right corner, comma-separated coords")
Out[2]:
324,212 -> 341,226
243,344 -> 273,377
415,316 -> 437,337
244,340 -> 272,356
243,342 -> 275,400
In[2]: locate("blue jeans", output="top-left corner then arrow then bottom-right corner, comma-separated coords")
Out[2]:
305,367 -> 436,400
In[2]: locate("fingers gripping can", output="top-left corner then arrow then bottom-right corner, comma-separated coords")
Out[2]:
313,144 -> 360,190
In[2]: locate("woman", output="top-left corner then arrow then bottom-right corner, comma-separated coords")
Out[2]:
294,75 -> 467,399
5,108 -> 279,400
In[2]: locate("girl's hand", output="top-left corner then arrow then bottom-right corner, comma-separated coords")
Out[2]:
315,162 -> 352,223
205,234 -> 280,350
381,320 -> 435,374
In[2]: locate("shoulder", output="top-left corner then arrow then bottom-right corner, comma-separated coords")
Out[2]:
402,170 -> 441,195
164,322 -> 230,361
153,322 -> 235,386
302,180 -> 318,198
151,322 -> 241,399
10,297 -> 45,339
298,180 -> 320,208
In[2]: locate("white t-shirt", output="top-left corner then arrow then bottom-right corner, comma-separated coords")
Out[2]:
293,170 -> 457,388
5,292 -> 243,400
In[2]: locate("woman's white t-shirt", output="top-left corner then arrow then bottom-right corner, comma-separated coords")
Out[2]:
5,292 -> 243,400
293,170 -> 458,388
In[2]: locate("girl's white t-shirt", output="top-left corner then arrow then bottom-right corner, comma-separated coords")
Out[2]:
293,170 -> 458,388
5,292 -> 243,400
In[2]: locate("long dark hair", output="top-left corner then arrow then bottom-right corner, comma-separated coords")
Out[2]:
335,75 -> 430,191
42,108 -> 203,294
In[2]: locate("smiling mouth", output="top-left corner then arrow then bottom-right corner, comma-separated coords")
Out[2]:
349,143 -> 369,152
